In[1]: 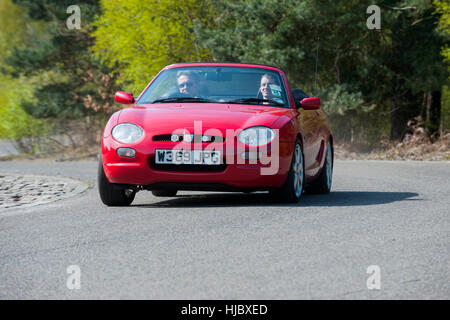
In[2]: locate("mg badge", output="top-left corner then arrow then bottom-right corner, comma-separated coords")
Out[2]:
183,134 -> 193,143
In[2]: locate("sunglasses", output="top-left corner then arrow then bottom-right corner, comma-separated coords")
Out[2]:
178,82 -> 194,89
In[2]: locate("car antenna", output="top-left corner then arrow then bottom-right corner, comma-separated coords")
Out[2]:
314,37 -> 319,97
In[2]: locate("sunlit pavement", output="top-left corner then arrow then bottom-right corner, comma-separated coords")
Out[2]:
0,160 -> 448,299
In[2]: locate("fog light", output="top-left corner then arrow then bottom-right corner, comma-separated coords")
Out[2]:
241,151 -> 262,160
117,148 -> 136,158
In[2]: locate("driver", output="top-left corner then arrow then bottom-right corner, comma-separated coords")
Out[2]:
177,71 -> 202,97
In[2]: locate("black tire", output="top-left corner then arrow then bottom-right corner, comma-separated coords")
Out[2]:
305,141 -> 333,194
98,157 -> 136,206
270,139 -> 305,203
151,190 -> 178,197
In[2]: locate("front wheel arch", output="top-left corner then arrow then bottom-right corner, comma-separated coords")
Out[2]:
98,156 -> 136,206
270,138 -> 305,203
305,139 -> 333,194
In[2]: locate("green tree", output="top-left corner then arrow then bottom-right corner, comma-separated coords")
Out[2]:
0,0 -> 47,151
434,0 -> 450,64
382,1 -> 448,138
434,0 -> 450,132
4,0 -> 117,119
91,0 -> 213,93
195,0 -> 448,142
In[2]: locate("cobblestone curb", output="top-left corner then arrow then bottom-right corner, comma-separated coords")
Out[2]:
0,173 -> 90,210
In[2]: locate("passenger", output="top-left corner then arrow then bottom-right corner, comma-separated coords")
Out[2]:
258,73 -> 283,104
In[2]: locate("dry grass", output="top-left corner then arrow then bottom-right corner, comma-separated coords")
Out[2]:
336,117 -> 450,161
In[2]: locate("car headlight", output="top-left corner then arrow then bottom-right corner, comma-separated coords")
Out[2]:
111,123 -> 143,143
238,126 -> 275,146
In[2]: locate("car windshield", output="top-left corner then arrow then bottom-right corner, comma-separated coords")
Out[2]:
136,66 -> 290,108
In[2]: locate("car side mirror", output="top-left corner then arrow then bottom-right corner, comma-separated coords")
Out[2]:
292,88 -> 309,108
115,91 -> 135,105
300,97 -> 321,110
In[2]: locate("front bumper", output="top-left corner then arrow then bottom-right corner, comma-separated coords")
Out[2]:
101,136 -> 293,189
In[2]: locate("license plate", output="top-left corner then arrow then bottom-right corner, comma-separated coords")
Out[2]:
155,149 -> 222,165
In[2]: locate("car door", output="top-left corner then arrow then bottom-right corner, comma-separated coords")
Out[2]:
292,89 -> 325,178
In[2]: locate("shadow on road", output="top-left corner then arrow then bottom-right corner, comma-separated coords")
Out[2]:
133,191 -> 420,208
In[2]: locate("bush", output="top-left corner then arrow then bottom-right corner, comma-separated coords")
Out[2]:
0,103 -> 47,153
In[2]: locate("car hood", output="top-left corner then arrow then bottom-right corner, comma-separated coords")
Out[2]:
117,103 -> 293,135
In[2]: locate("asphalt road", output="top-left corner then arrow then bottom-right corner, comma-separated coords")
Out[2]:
0,159 -> 448,299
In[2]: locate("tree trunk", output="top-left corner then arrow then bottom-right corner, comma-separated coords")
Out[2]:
425,91 -> 432,135
390,91 -> 422,141
429,91 -> 441,137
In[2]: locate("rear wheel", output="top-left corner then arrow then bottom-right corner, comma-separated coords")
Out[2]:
98,157 -> 136,206
305,141 -> 333,194
270,139 -> 304,203
151,190 -> 177,197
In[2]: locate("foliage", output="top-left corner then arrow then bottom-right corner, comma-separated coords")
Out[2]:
194,0 -> 378,114
91,0 -> 213,93
0,0 -> 37,58
0,0 -> 48,150
1,0 -> 449,156
443,85 -> 450,131
434,0 -> 450,64
0,73 -> 47,152
4,0 -> 118,119
194,0 -> 449,141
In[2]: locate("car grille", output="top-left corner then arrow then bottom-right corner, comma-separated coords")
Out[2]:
153,134 -> 224,143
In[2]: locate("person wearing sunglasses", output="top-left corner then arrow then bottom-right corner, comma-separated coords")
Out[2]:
177,70 -> 202,97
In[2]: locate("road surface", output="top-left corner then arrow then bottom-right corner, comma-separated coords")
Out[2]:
0,160 -> 448,299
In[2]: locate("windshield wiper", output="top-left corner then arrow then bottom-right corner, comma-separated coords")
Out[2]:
226,98 -> 284,106
151,97 -> 214,104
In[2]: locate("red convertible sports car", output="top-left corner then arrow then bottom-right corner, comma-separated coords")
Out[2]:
99,62 -> 333,206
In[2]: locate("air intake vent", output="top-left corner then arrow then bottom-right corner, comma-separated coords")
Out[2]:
153,134 -> 224,143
